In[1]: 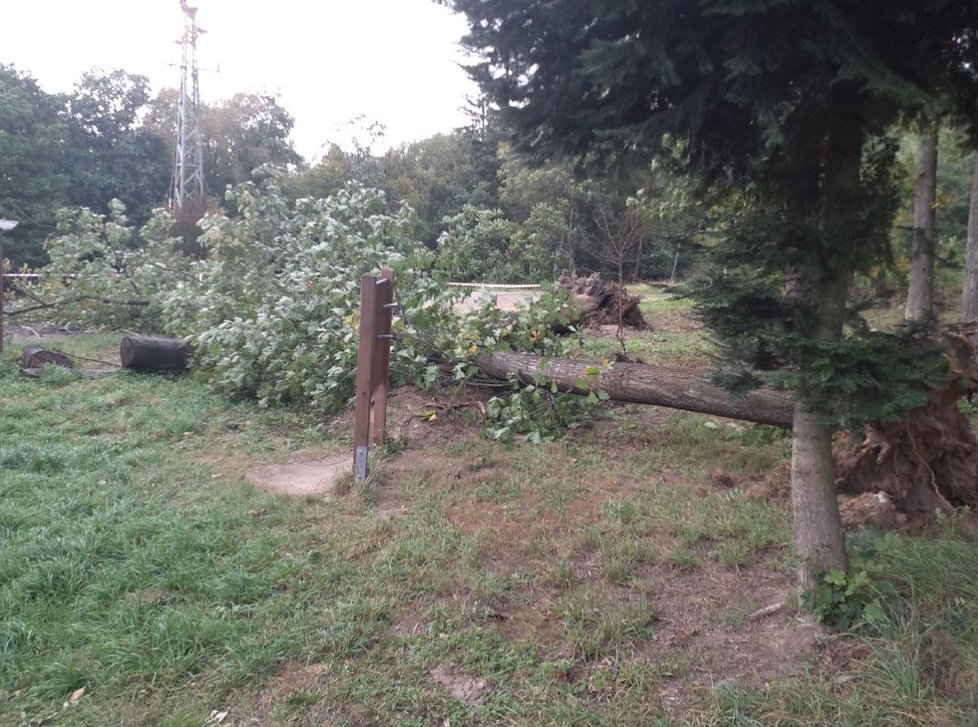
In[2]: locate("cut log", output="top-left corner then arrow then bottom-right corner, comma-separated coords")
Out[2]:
474,351 -> 794,428
18,347 -> 73,369
558,273 -> 648,329
120,335 -> 192,373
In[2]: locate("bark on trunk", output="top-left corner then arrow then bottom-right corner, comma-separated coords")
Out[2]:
120,336 -> 192,373
962,153 -> 978,322
791,401 -> 848,590
474,351 -> 794,427
787,90 -> 863,588
906,128 -> 938,322
789,259 -> 850,590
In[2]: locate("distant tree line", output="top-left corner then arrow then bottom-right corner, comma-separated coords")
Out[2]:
4,62 -> 976,296
0,65 -> 299,268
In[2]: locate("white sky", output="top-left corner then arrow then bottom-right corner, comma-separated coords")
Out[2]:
1,0 -> 478,161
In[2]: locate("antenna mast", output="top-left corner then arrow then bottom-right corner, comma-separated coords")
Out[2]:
172,0 -> 205,209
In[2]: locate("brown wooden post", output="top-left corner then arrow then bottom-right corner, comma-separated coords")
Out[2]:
353,273 -> 378,480
371,268 -> 394,445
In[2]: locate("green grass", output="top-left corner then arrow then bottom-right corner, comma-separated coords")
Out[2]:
570,283 -> 714,364
3,331 -> 978,725
698,527 -> 978,726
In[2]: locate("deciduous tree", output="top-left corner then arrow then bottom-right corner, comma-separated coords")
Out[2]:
0,66 -> 71,267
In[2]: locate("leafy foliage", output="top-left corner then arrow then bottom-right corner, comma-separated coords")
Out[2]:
0,65 -> 73,268
37,175 -> 588,429
181,180 -> 459,411
484,375 -> 604,444
804,568 -> 884,631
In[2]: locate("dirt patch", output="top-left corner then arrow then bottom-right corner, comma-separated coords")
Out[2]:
246,455 -> 347,496
224,661 -> 333,725
243,386 -> 484,499
370,405 -> 819,700
6,324 -> 89,345
429,667 -> 492,708
457,289 -> 540,313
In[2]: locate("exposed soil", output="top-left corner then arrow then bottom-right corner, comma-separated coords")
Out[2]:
6,323 -> 100,345
245,455 -> 348,496
381,435 -> 817,688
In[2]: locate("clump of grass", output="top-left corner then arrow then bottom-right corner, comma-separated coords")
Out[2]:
560,592 -> 657,662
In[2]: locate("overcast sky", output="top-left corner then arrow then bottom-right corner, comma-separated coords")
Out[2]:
1,0 -> 478,161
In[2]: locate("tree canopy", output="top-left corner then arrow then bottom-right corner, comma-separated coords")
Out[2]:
0,66 -> 72,268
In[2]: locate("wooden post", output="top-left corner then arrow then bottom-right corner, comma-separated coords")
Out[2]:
371,268 -> 394,445
353,273 -> 378,480
353,270 -> 395,480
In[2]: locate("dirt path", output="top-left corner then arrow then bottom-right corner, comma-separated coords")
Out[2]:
456,288 -> 540,313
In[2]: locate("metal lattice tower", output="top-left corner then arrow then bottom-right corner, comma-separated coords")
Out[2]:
172,0 -> 205,209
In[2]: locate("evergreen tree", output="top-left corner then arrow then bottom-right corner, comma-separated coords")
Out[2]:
448,0 -> 978,586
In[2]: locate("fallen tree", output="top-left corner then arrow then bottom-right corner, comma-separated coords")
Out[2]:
834,324 -> 978,513
835,387 -> 978,514
19,347 -> 74,369
100,325 -> 978,517
475,350 -> 793,427
475,347 -> 978,515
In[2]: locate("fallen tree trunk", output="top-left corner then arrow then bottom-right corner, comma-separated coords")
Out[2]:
120,335 -> 192,373
475,349 -> 978,515
474,351 -> 794,428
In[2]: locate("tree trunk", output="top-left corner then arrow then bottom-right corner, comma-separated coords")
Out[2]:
789,261 -> 851,589
787,94 -> 863,589
791,400 -> 848,585
906,127 -> 939,322
962,153 -> 978,322
120,335 -> 192,373
474,351 -> 794,427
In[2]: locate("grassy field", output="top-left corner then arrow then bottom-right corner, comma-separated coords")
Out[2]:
2,301 -> 978,726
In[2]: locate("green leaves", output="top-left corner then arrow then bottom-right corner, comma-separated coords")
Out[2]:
484,373 -> 601,444
805,568 -> 879,631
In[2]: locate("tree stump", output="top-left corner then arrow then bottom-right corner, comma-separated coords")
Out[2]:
120,336 -> 192,373
18,347 -> 73,369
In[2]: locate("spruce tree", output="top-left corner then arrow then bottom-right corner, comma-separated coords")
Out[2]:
446,0 -> 978,587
